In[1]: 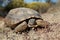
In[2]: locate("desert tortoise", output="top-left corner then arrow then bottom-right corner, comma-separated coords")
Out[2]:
5,8 -> 49,32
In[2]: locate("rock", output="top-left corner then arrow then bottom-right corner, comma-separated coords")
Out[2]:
0,21 -> 6,32
0,20 -> 11,33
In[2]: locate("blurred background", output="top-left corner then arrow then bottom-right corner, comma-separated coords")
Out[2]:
0,0 -> 60,17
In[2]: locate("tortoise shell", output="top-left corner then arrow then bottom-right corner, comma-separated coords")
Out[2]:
5,8 -> 42,26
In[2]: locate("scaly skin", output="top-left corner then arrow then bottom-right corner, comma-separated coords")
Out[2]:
36,19 -> 50,28
14,21 -> 27,32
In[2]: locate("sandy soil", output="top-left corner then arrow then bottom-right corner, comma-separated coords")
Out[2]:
0,7 -> 60,40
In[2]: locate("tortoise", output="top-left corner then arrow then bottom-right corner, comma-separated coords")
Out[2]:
5,8 -> 49,32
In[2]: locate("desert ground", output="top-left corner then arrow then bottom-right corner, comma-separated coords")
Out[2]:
0,7 -> 60,40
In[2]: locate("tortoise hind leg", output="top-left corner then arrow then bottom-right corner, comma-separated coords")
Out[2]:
14,21 -> 28,32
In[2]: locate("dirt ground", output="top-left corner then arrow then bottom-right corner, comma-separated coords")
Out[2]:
0,7 -> 60,40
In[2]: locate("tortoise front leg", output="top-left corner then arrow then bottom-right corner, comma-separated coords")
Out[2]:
36,19 -> 50,29
14,21 -> 28,32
